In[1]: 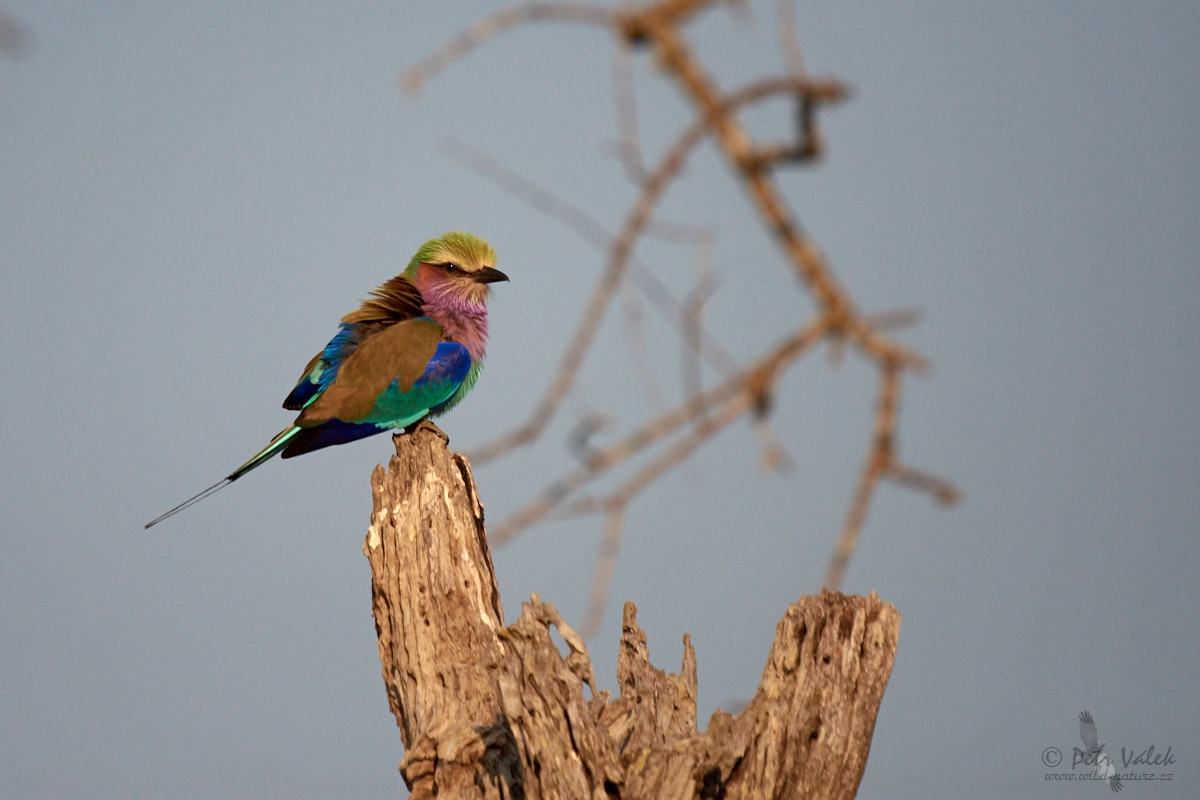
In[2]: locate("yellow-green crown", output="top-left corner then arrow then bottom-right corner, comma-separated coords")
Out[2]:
406,231 -> 496,275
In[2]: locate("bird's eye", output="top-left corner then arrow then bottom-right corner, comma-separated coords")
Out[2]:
443,262 -> 460,272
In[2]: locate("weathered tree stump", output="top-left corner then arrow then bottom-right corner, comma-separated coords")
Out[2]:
364,423 -> 901,800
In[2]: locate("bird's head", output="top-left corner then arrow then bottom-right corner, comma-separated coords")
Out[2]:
405,231 -> 507,308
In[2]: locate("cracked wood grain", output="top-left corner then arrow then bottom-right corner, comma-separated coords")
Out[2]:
366,423 -> 900,799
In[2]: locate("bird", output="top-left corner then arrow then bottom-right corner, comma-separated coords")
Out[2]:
1079,711 -> 1123,793
1079,710 -> 1106,755
145,231 -> 507,529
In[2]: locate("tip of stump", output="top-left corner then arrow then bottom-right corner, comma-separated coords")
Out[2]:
396,420 -> 450,447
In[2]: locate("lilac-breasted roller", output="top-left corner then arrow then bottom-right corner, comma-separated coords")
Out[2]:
145,231 -> 507,528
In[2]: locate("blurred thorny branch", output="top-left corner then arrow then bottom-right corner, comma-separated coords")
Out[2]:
404,0 -> 959,636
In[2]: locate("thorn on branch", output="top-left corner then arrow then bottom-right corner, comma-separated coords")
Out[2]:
887,462 -> 961,507
744,364 -> 776,418
753,418 -> 796,474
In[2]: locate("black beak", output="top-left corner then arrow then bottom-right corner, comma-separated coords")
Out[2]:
474,267 -> 509,284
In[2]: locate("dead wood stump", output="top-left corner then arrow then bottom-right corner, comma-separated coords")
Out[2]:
364,423 -> 901,800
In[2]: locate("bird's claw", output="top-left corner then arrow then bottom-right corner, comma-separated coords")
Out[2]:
401,419 -> 450,445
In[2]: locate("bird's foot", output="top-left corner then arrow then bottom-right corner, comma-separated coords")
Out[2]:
399,419 -> 450,445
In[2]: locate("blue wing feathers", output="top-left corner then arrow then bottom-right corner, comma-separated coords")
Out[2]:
416,342 -> 472,388
282,324 -> 360,409
284,325 -> 472,435
282,375 -> 321,410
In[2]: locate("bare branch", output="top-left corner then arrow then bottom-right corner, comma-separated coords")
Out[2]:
463,74 -> 854,466
617,0 -> 723,40
888,461 -> 961,507
578,390 -> 751,634
401,3 -> 616,94
620,282 -> 669,412
610,37 -> 648,184
641,219 -> 720,409
752,416 -> 796,474
639,22 -> 858,322
822,362 -> 901,591
828,305 -> 924,366
567,410 -> 616,463
468,111 -> 712,465
867,305 -> 924,331
441,137 -> 741,378
579,506 -> 626,638
408,0 -> 956,622
680,263 -> 716,414
489,317 -> 829,545
776,0 -> 807,78
642,219 -> 714,245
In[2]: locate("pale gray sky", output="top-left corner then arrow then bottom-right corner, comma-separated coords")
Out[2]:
1,2 -> 1197,798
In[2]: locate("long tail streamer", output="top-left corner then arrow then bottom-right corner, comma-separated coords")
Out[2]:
144,426 -> 302,529
144,478 -> 233,529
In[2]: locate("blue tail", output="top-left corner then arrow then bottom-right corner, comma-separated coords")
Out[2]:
280,419 -> 387,459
